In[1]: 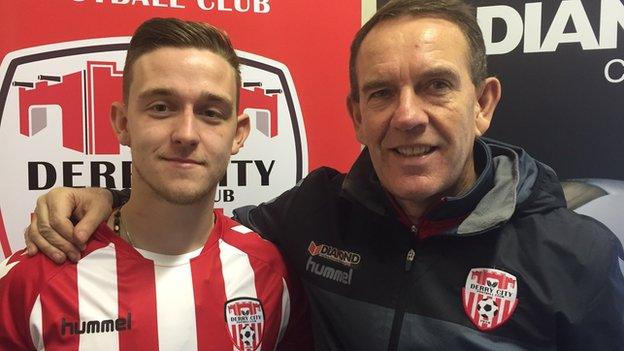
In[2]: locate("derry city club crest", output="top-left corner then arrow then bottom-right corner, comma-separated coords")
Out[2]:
225,298 -> 265,351
462,268 -> 518,331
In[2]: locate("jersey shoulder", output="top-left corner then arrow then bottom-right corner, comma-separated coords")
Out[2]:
1,224 -> 114,295
218,214 -> 288,275
0,249 -> 66,294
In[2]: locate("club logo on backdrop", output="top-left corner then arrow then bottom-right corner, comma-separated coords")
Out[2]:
0,38 -> 307,257
462,268 -> 518,331
225,298 -> 265,351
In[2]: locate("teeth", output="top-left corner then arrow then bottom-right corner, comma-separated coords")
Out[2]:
395,146 -> 432,156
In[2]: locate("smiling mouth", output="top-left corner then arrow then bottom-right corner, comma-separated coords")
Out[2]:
161,157 -> 204,165
393,145 -> 435,157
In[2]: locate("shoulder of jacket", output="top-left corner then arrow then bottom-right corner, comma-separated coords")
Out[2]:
301,167 -> 346,187
508,207 -> 621,271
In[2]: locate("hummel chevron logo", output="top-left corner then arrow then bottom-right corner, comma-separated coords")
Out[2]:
0,252 -> 22,279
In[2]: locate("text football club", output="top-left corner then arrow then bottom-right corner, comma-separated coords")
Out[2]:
0,38 -> 307,258
73,0 -> 272,14
462,268 -> 518,331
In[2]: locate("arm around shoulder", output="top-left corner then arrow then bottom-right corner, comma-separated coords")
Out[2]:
276,268 -> 314,351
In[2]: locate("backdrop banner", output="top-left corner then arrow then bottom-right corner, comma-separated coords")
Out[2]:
0,1 -> 363,258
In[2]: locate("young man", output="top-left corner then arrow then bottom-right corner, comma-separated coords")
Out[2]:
25,0 -> 624,350
0,18 -> 310,350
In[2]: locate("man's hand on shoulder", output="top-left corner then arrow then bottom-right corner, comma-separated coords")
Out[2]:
24,187 -> 114,264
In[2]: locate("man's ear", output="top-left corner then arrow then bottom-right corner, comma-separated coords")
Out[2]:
474,77 -> 502,136
231,113 -> 250,155
111,102 -> 130,146
347,95 -> 365,144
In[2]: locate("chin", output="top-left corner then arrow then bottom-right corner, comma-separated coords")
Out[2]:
152,182 -> 214,205
385,178 -> 446,205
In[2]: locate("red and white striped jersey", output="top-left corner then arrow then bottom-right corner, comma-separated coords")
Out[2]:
0,212 -> 311,351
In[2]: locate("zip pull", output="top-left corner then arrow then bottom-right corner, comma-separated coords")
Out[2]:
405,249 -> 415,272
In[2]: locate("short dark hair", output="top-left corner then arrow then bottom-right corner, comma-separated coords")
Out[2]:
123,17 -> 241,106
348,0 -> 487,101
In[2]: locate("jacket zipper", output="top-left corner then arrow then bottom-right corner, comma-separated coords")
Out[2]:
387,225 -> 417,351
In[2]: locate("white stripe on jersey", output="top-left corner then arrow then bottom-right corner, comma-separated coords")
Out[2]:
146,250 -> 199,351
77,244 -> 119,350
277,278 -> 290,344
29,295 -> 44,351
218,238 -> 259,351
231,225 -> 253,234
218,238 -> 258,299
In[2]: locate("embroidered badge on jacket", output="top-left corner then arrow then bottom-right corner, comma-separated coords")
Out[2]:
462,268 -> 518,331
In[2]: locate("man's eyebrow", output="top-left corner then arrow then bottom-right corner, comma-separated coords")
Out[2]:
197,92 -> 233,108
418,67 -> 461,83
136,88 -> 233,107
137,88 -> 176,101
360,67 -> 462,93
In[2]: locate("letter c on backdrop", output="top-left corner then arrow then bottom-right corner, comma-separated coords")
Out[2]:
605,59 -> 624,83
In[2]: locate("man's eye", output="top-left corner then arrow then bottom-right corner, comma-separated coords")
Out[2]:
199,108 -> 225,120
370,89 -> 392,100
149,103 -> 170,113
429,80 -> 451,93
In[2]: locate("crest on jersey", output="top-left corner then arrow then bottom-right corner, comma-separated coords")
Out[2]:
462,268 -> 518,331
225,297 -> 265,351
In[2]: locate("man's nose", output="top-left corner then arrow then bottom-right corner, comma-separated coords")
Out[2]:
171,107 -> 200,146
390,88 -> 429,131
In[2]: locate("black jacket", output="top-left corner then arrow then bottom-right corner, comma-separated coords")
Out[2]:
235,138 -> 624,350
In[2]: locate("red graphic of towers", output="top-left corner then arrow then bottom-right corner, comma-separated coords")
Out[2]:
18,61 -> 123,155
240,85 -> 280,138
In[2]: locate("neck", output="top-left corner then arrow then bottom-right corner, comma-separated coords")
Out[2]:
115,183 -> 216,255
396,163 -> 478,224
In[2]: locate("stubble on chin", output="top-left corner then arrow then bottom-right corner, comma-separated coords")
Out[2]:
134,165 -> 218,205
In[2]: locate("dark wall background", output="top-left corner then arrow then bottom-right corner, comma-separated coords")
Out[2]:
377,0 -> 624,180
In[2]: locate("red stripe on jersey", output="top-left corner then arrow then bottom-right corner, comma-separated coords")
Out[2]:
248,254 -> 284,351
40,261 -> 80,350
0,250 -> 43,349
114,236 -> 159,351
192,213 -> 231,350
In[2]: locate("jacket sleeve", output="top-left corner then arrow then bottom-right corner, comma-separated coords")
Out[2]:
0,250 -> 39,350
275,267 -> 314,351
232,167 -> 343,245
233,184 -> 300,245
557,237 -> 624,350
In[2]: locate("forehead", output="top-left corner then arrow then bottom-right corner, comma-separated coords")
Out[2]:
128,47 -> 237,103
356,16 -> 471,80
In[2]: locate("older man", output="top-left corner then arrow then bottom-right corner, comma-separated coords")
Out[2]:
24,0 -> 624,350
